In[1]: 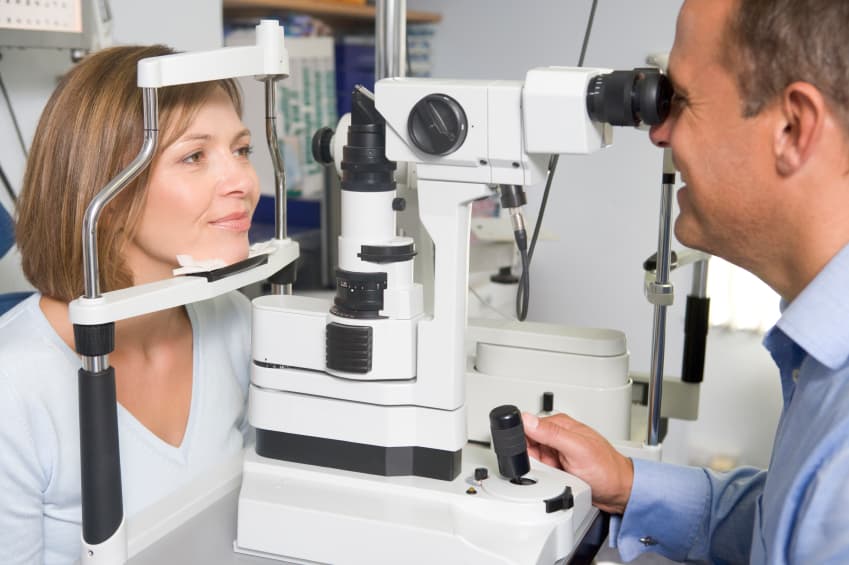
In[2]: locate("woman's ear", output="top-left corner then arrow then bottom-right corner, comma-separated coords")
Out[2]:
774,82 -> 826,176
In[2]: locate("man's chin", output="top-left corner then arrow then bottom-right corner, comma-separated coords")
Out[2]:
673,217 -> 704,251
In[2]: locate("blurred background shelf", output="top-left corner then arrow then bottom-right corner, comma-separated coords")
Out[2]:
223,0 -> 439,291
223,0 -> 441,25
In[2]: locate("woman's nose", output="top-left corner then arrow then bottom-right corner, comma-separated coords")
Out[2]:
219,158 -> 257,197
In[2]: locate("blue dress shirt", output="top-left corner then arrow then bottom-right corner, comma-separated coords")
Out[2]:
611,242 -> 849,564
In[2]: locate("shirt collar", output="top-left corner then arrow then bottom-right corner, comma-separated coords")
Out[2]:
774,242 -> 849,370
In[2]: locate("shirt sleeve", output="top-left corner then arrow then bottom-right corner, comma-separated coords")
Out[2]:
611,458 -> 766,563
0,377 -> 46,564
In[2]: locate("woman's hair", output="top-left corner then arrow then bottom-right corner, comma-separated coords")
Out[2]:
16,45 -> 242,302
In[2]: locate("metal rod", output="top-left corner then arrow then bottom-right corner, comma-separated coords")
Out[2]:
82,88 -> 158,299
264,78 -> 292,296
647,150 -> 676,446
81,354 -> 108,373
691,258 -> 709,297
376,0 -> 407,80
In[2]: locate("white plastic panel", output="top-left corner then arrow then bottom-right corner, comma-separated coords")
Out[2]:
236,444 -> 594,565
69,239 -> 298,325
522,66 -> 612,154
253,294 -> 328,372
248,386 -> 466,451
136,20 -> 289,87
81,519 -> 127,565
466,361 -> 632,443
475,342 -> 629,387
468,317 -> 627,357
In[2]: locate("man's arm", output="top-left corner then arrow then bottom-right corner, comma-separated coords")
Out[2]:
523,412 -> 765,563
614,459 -> 765,562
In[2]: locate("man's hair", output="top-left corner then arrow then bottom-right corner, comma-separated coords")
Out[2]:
723,0 -> 849,129
16,45 -> 242,302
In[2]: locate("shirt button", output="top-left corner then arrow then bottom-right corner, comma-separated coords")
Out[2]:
792,369 -> 800,383
639,536 -> 658,546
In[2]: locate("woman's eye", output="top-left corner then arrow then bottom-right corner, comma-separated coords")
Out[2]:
236,145 -> 254,159
182,151 -> 203,164
671,92 -> 688,108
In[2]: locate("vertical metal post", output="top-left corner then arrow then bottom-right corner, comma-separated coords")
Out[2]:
376,0 -> 407,80
691,259 -> 708,297
78,87 -> 159,564
647,149 -> 676,446
264,77 -> 292,295
82,88 -> 158,299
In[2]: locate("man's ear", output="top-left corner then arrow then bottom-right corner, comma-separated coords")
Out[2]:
774,82 -> 825,176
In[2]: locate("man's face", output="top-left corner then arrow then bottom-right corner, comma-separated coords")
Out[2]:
650,0 -> 779,269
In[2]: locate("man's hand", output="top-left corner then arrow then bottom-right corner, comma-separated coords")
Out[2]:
522,412 -> 634,515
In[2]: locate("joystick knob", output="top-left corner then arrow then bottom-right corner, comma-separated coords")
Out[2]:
489,404 -> 531,482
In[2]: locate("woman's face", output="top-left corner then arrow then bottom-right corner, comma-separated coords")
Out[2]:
125,92 -> 260,285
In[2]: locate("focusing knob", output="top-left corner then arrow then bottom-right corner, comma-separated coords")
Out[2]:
489,404 -> 531,482
312,126 -> 335,164
407,93 -> 468,156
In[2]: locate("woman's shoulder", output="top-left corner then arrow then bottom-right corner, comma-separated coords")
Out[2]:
0,293 -> 78,393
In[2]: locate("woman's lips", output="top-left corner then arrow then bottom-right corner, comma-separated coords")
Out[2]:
210,212 -> 251,232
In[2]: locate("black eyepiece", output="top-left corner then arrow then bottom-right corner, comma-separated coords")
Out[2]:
586,67 -> 672,127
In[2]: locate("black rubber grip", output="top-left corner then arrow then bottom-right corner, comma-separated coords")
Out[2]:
682,295 -> 710,383
73,323 -> 115,356
268,258 -> 299,285
79,366 -> 123,545
183,253 -> 268,282
490,426 -> 527,456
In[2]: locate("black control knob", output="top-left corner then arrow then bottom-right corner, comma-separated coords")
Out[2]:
489,405 -> 531,482
312,126 -> 335,165
407,93 -> 468,156
586,67 -> 672,127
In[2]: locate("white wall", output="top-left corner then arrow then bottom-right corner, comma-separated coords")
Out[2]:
0,0 -> 223,292
410,0 -> 782,469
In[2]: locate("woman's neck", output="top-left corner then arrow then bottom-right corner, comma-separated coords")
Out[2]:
39,294 -> 191,356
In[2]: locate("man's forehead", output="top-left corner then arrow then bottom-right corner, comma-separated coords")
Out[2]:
670,0 -> 734,81
677,0 -> 735,45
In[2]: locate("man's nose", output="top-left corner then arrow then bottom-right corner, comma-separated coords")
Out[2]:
649,117 -> 672,148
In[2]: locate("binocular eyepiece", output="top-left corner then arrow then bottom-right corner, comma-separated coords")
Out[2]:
586,67 -> 672,127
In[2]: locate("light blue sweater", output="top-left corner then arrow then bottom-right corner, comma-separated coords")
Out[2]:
0,292 -> 252,564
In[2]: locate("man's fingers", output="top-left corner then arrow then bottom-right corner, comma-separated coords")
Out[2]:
523,412 -> 585,456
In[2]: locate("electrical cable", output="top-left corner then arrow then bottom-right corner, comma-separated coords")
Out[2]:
0,71 -> 28,159
513,0 -> 599,320
0,161 -> 16,205
578,0 -> 599,68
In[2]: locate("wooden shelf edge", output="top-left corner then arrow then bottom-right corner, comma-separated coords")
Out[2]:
223,0 -> 442,23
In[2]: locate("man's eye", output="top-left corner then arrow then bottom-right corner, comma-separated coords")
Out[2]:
672,92 -> 688,107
